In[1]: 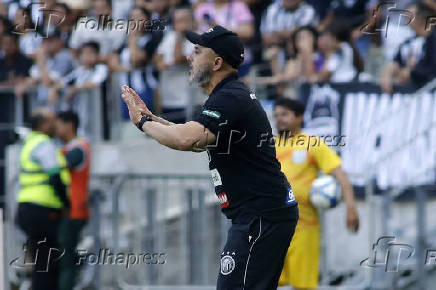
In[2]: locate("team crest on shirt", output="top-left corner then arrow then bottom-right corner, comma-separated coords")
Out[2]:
206,28 -> 214,33
220,253 -> 236,275
292,150 -> 307,164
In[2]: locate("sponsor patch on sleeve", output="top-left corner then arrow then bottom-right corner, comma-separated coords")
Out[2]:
286,186 -> 297,205
202,110 -> 221,119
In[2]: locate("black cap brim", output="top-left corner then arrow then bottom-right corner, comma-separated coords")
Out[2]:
185,30 -> 202,45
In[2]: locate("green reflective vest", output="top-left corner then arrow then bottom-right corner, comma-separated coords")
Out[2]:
18,132 -> 70,208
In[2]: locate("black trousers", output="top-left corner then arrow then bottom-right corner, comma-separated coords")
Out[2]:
16,202 -> 63,290
58,218 -> 87,290
217,214 -> 298,290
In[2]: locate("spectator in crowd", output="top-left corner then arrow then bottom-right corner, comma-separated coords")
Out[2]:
15,29 -> 75,108
56,111 -> 91,290
53,2 -> 75,47
56,41 -> 108,139
194,0 -> 254,77
69,0 -> 125,61
151,0 -> 172,24
12,6 -> 43,59
108,6 -> 162,121
380,4 -> 425,93
135,0 -> 155,13
308,21 -> 365,83
154,5 -> 196,123
239,0 -> 273,64
16,108 -> 71,290
0,32 -> 33,86
320,0 -> 377,59
403,2 -> 436,88
258,26 -> 320,94
261,0 -> 318,48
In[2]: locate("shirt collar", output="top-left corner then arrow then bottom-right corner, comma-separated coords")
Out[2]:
210,73 -> 238,96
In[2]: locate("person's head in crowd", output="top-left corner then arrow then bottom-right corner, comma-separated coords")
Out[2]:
130,6 -> 151,35
282,0 -> 303,11
1,32 -> 20,57
93,0 -> 112,17
318,20 -> 364,73
54,2 -> 73,31
186,26 -> 244,90
79,41 -> 100,68
42,29 -> 65,56
274,97 -> 306,135
291,25 -> 318,56
30,108 -> 56,137
152,0 -> 170,17
56,110 -> 79,143
410,2 -> 434,37
173,6 -> 194,33
13,6 -> 34,33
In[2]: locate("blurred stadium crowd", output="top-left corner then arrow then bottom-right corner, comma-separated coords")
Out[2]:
0,0 -> 435,132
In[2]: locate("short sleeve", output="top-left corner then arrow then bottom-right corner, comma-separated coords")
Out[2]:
298,4 -> 317,26
260,4 -> 274,34
90,65 -> 108,84
31,140 -> 60,173
193,93 -> 238,136
311,139 -> 342,174
326,53 -> 341,73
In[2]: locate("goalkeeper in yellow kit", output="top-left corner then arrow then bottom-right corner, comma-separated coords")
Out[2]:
273,98 -> 360,290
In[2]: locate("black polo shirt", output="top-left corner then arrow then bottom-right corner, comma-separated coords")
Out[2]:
193,73 -> 298,222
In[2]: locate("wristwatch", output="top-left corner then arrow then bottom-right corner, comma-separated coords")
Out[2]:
136,115 -> 152,131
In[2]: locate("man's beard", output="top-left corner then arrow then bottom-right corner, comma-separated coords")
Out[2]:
189,63 -> 212,86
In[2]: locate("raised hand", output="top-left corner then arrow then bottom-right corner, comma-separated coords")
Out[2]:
122,85 -> 152,117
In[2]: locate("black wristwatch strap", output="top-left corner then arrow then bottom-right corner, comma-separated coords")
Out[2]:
136,115 -> 152,131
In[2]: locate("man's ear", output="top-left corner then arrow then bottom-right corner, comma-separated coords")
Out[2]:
213,57 -> 223,71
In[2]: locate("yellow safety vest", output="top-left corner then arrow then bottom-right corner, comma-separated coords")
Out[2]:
18,132 -> 71,208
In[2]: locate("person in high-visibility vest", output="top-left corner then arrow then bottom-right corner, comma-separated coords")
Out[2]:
16,108 -> 71,290
55,111 -> 91,290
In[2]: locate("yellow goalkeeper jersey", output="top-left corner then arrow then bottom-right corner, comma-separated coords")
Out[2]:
275,132 -> 342,227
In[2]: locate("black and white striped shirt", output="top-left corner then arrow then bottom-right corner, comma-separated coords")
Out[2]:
260,1 -> 318,34
393,36 -> 425,68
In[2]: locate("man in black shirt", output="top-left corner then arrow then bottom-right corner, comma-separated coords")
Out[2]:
0,32 -> 33,86
121,26 -> 298,289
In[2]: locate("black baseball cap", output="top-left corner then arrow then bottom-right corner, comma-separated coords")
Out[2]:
185,26 -> 244,69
